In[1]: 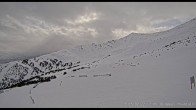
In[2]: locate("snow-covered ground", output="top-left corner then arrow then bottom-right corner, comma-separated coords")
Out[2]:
1,18 -> 196,108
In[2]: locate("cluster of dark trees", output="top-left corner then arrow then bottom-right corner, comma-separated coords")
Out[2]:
0,63 -> 29,90
72,66 -> 90,72
91,41 -> 116,49
163,35 -> 194,49
45,68 -> 66,75
1,57 -> 82,90
2,75 -> 57,90
23,58 -> 73,72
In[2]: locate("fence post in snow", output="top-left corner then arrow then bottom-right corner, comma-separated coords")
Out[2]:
190,76 -> 195,89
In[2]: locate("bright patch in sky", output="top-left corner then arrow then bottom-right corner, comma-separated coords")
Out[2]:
65,12 -> 99,25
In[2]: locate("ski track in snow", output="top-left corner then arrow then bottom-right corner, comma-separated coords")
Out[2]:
29,83 -> 39,104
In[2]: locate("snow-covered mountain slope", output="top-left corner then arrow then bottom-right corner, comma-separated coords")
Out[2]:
1,18 -> 196,108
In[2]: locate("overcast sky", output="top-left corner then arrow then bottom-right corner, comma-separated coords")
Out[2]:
1,2 -> 196,62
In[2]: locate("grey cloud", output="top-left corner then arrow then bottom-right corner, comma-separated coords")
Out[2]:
152,19 -> 182,29
1,2 -> 196,63
27,34 -> 77,54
